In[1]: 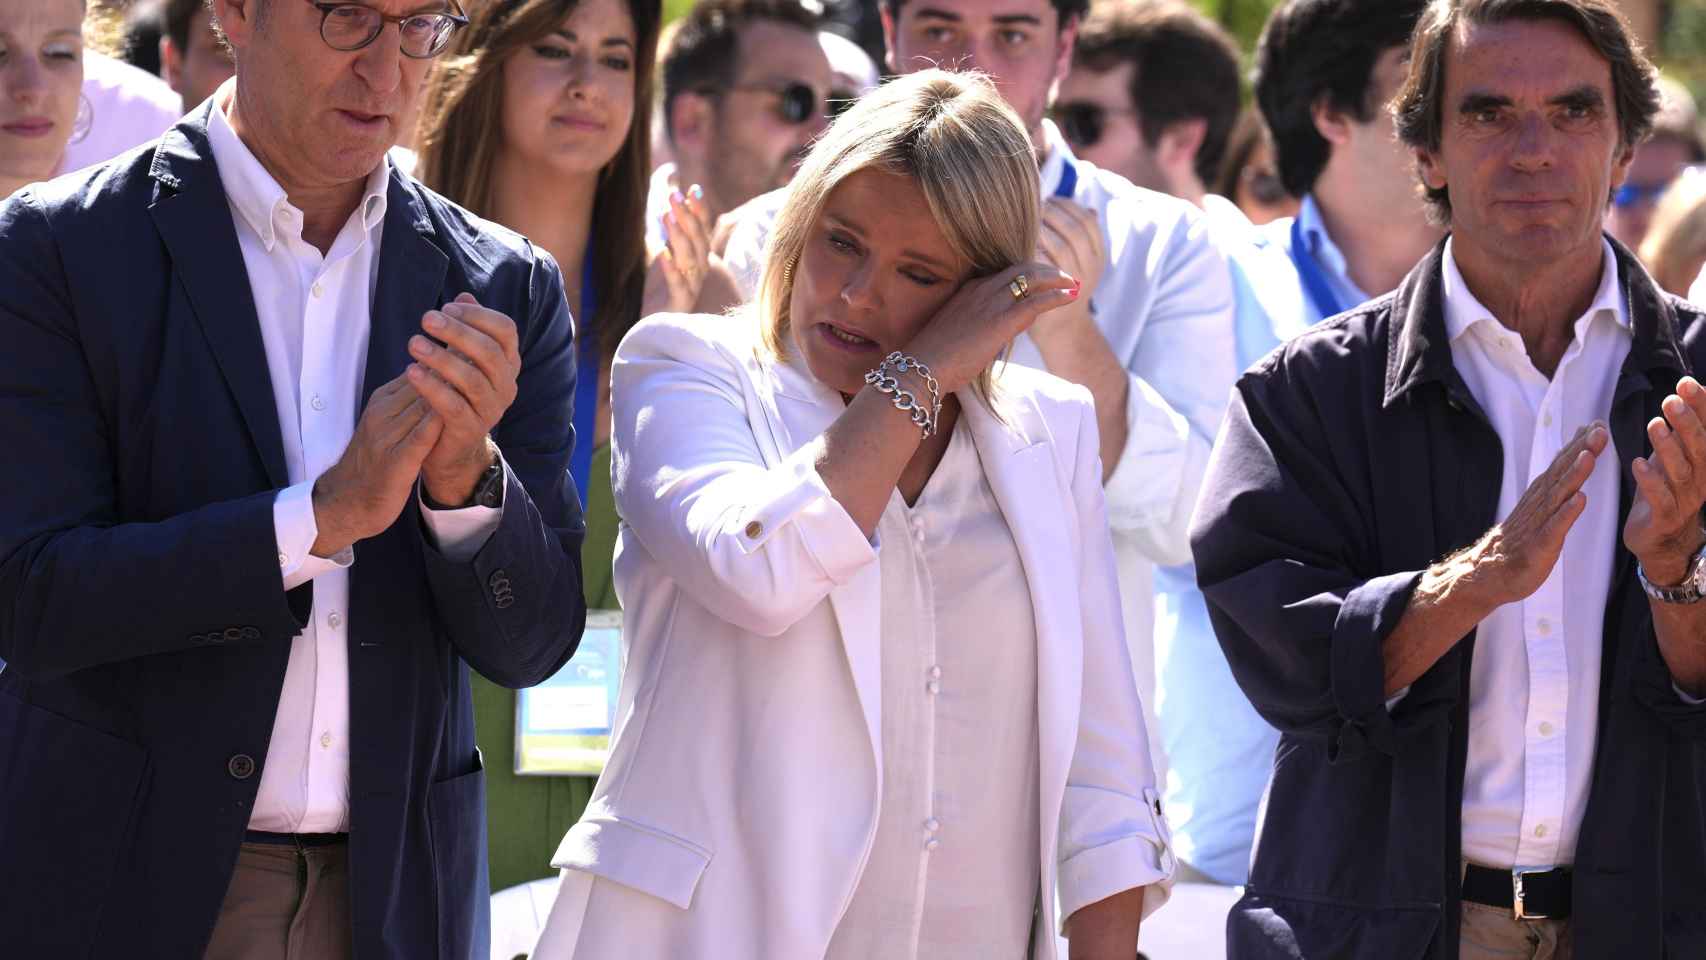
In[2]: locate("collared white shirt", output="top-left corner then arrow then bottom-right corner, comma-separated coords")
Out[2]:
720,121 -> 1237,785
206,85 -> 500,833
1690,263 -> 1706,305
827,422 -> 1041,958
1442,237 -> 1628,870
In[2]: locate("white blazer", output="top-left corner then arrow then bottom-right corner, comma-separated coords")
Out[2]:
544,313 -> 1175,959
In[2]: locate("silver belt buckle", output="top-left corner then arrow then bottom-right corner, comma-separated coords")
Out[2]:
1512,868 -> 1548,921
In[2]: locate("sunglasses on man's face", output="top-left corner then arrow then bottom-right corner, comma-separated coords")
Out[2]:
1612,180 -> 1671,210
708,82 -> 826,126
1050,101 -> 1137,150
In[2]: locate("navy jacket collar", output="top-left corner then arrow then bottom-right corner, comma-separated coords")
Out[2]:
1382,234 -> 1689,410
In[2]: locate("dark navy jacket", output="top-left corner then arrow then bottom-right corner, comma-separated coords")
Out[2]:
1191,239 -> 1706,959
0,104 -> 587,959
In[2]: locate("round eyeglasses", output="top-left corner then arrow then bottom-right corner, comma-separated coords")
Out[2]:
306,0 -> 470,59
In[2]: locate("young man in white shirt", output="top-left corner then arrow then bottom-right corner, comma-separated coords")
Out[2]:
724,0 -> 1237,785
647,0 -> 833,253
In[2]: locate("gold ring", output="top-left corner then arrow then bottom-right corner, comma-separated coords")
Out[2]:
1009,274 -> 1030,302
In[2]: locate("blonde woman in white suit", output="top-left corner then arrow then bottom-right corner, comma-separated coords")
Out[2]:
535,68 -> 1176,960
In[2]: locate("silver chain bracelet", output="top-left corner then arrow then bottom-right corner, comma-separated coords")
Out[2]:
864,352 -> 942,438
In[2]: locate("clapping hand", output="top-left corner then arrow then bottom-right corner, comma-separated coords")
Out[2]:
1625,377 -> 1706,585
644,184 -> 715,315
406,292 -> 522,505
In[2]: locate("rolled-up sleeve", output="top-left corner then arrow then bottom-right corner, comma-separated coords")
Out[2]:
1058,395 -> 1175,927
1189,355 -> 1430,763
610,315 -> 877,638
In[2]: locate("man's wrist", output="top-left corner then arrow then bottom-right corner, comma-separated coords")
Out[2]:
422,439 -> 499,509
309,476 -> 356,558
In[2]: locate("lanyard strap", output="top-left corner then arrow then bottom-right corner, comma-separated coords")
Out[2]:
568,255 -> 599,509
1053,156 -> 1078,200
1289,216 -> 1346,321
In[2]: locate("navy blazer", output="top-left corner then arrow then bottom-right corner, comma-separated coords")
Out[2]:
1192,239 -> 1706,958
0,104 -> 587,958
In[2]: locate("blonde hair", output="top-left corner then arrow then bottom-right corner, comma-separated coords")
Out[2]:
753,68 -> 1040,401
1640,169 -> 1706,297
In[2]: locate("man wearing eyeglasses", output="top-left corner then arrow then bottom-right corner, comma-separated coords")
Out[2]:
651,0 -> 832,252
0,0 -> 588,956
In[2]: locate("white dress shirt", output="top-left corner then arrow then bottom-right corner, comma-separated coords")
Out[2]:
1441,238 -> 1627,870
827,423 -> 1041,959
1690,263 -> 1706,305
206,89 -> 500,833
721,120 -> 1237,785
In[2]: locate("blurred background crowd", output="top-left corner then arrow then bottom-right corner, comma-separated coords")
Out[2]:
6,0 -> 1706,955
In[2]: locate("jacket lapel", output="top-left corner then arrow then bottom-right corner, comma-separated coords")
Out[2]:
363,173 -> 449,408
147,105 -> 289,489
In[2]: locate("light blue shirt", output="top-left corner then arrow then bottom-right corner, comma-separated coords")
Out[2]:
1157,192 -> 1372,884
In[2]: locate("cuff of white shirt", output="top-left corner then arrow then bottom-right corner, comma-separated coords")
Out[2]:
418,458 -> 509,564
1103,373 -> 1205,566
275,480 -> 354,592
1057,836 -> 1175,934
1675,682 -> 1706,706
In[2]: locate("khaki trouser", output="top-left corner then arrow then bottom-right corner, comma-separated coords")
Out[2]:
1459,900 -> 1574,960
203,840 -> 353,960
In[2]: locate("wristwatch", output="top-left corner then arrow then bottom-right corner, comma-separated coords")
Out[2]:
423,454 -> 505,510
1637,540 -> 1706,604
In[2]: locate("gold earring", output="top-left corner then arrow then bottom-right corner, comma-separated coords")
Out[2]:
783,257 -> 797,285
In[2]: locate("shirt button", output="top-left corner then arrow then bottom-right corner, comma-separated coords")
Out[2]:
927,665 -> 942,680
925,817 -> 941,832
1542,412 -> 1554,427
311,394 -> 326,412
1536,618 -> 1552,635
924,838 -> 940,852
744,520 -> 763,539
278,551 -> 289,568
1538,721 -> 1555,737
926,680 -> 941,695
327,612 -> 343,629
311,282 -> 324,299
1535,824 -> 1549,838
320,731 -> 332,748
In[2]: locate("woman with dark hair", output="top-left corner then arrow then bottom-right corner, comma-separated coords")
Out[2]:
413,0 -> 714,894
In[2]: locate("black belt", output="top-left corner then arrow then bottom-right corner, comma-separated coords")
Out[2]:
244,830 -> 348,849
1462,863 -> 1572,920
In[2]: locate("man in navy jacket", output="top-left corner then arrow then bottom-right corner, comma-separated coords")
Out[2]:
1193,1 -> 1706,957
0,0 -> 586,955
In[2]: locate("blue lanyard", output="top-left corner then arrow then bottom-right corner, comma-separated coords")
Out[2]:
569,256 -> 599,509
1289,216 -> 1346,321
1053,157 -> 1078,199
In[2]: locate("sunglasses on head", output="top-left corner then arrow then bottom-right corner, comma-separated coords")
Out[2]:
1050,101 -> 1136,150
706,82 -> 826,126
